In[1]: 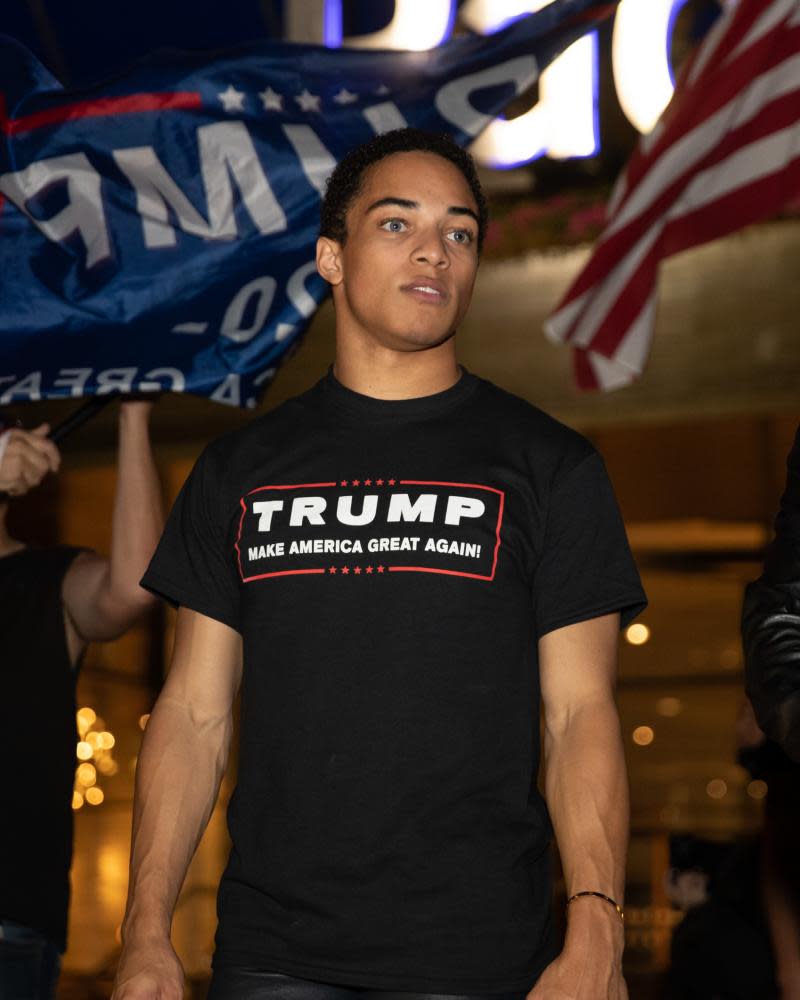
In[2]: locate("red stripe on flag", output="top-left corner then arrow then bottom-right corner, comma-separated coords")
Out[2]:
1,91 -> 203,136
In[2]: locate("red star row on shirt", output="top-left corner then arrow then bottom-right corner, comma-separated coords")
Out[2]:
329,565 -> 385,575
339,479 -> 396,487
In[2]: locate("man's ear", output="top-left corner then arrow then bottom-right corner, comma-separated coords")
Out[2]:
316,236 -> 343,286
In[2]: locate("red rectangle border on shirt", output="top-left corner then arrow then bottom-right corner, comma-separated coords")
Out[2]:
234,479 -> 505,583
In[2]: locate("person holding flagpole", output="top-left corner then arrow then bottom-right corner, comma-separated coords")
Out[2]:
113,128 -> 645,1000
0,400 -> 163,999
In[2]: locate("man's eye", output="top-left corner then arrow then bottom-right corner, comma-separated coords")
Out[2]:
380,219 -> 407,233
448,229 -> 474,244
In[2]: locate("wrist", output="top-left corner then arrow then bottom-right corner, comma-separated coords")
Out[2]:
564,896 -> 625,958
121,907 -> 171,947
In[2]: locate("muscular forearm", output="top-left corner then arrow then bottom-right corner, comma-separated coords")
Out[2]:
544,697 -> 628,949
107,402 -> 164,615
122,695 -> 231,942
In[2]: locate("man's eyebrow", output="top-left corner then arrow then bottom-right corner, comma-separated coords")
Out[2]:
365,197 -> 479,227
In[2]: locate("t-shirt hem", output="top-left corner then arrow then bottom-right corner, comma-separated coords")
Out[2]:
536,593 -> 647,639
140,570 -> 241,633
211,950 -> 547,993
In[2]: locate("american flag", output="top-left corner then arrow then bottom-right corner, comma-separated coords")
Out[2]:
545,0 -> 800,391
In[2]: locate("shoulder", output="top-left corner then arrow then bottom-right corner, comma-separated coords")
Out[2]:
473,376 -> 596,474
193,390 -> 315,479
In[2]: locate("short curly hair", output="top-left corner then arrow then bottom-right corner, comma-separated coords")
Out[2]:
320,128 -> 488,254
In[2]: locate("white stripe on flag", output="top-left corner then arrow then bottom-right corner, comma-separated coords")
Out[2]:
667,120 -> 800,220
611,294 -> 658,373
543,286 -> 593,344
587,350 -> 637,390
363,102 -> 408,134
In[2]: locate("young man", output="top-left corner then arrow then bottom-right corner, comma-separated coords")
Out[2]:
0,401 -> 163,999
113,129 -> 646,1000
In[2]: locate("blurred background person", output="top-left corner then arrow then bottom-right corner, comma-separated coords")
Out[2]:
0,400 -> 163,1000
663,830 -> 776,1000
736,699 -> 800,1000
743,423 -> 800,763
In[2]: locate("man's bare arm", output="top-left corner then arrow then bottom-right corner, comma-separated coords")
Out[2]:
529,613 -> 628,1000
113,607 -> 243,1000
62,400 -> 163,646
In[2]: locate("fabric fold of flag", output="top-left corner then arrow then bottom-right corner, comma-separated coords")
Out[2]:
0,0 -> 615,408
545,0 -> 800,391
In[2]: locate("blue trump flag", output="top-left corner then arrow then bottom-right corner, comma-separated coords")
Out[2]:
0,1 -> 614,408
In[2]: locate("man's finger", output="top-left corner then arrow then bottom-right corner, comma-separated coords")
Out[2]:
16,427 -> 61,472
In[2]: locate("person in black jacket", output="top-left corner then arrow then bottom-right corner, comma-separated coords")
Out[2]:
742,424 -> 800,762
742,423 -> 800,998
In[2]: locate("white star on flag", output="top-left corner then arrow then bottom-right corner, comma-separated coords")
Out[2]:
295,88 -> 321,112
259,87 -> 283,111
218,85 -> 245,112
333,88 -> 358,105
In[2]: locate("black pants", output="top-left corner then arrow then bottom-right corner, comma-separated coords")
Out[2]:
207,969 -> 529,1000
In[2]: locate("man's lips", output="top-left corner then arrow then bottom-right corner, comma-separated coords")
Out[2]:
400,278 -> 449,304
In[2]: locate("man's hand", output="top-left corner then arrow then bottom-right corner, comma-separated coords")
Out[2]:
527,952 -> 628,1000
111,937 -> 185,999
0,423 -> 60,496
528,902 -> 627,1000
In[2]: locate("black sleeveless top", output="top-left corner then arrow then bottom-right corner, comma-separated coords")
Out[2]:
0,545 -> 83,951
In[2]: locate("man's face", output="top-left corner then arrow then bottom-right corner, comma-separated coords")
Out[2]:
318,151 -> 480,354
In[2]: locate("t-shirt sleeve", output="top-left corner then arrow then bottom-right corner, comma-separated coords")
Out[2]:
141,446 -> 241,632
534,449 -> 646,638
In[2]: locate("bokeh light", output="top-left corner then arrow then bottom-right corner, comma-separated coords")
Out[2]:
626,623 -> 651,646
656,696 -> 683,717
632,725 -> 655,746
86,787 -> 105,806
747,780 -> 768,800
76,763 -> 97,787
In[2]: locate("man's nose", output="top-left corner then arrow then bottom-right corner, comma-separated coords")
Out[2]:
413,231 -> 449,267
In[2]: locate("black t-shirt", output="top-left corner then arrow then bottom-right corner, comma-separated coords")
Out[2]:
143,370 -> 646,992
0,545 -> 84,951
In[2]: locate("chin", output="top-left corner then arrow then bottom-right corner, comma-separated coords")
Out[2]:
387,324 -> 457,352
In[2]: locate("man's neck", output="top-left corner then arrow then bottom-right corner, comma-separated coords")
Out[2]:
333,345 -> 461,401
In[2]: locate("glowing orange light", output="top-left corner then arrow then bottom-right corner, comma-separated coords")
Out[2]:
138,714 -> 150,731
706,779 -> 727,800
98,731 -> 115,750
626,623 -> 651,646
85,787 -> 104,806
656,696 -> 682,718
76,763 -> 97,787
76,741 -> 93,761
77,707 -> 96,730
72,791 -> 84,810
632,725 -> 655,746
747,780 -> 768,800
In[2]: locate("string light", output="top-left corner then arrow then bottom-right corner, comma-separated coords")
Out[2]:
72,705 -> 120,810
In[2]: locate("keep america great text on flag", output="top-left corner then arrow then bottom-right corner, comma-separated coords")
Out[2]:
0,1 -> 616,409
